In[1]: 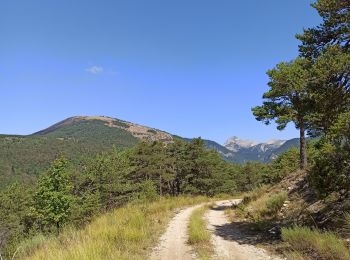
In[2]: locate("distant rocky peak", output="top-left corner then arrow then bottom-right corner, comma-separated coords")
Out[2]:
224,136 -> 258,151
224,136 -> 287,152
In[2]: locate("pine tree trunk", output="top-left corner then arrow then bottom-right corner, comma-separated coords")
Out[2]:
159,174 -> 162,196
299,120 -> 307,170
176,179 -> 181,195
56,221 -> 60,234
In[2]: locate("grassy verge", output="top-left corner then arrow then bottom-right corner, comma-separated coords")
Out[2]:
16,196 -> 209,260
234,190 -> 287,221
264,192 -> 287,216
188,205 -> 213,260
282,226 -> 350,260
241,185 -> 269,205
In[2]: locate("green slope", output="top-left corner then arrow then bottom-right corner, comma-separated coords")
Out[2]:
0,119 -> 138,188
0,116 -> 300,189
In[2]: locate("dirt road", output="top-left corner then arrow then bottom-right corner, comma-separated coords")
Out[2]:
150,204 -> 204,260
150,200 -> 282,260
206,200 -> 282,260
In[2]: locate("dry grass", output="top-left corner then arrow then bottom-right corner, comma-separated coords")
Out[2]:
188,205 -> 213,260
241,185 -> 269,205
264,192 -> 287,215
16,196 -> 209,260
282,226 -> 350,260
237,191 -> 287,221
343,212 -> 350,237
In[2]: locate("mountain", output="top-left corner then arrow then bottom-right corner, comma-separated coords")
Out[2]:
182,136 -> 299,164
220,136 -> 299,163
0,115 -> 299,188
0,116 -> 174,188
33,116 -> 173,144
182,138 -> 236,161
224,136 -> 258,152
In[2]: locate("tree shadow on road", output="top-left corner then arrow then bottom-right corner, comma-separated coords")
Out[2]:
210,205 -> 281,247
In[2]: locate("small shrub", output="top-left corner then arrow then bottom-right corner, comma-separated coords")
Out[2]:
146,129 -> 157,134
308,141 -> 350,197
264,192 -> 287,216
264,148 -> 300,184
136,180 -> 159,202
241,185 -> 268,205
309,113 -> 350,197
242,191 -> 287,220
282,226 -> 350,260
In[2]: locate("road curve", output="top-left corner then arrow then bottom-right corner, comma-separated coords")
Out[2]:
150,200 -> 283,260
206,200 -> 283,260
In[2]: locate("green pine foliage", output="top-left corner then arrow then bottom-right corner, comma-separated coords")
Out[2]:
263,147 -> 300,184
253,0 -> 350,195
252,57 -> 313,169
309,112 -> 350,196
129,138 -> 240,197
28,156 -> 74,233
0,183 -> 33,256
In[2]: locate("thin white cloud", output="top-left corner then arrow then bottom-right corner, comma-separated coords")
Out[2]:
85,66 -> 104,75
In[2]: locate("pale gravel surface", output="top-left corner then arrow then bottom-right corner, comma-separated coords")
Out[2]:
206,200 -> 283,260
150,204 -> 204,260
150,200 -> 283,260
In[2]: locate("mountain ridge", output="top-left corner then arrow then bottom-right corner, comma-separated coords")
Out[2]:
33,115 -> 174,144
32,116 -> 299,161
220,136 -> 299,163
0,115 -> 299,188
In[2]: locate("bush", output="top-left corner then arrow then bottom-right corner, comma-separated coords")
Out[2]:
309,113 -> 350,196
241,186 -> 268,205
238,190 -> 287,221
264,148 -> 300,184
137,180 -> 159,202
282,226 -> 350,260
265,192 -> 287,216
309,140 -> 350,196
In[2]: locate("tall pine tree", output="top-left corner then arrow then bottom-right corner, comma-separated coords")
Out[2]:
252,58 -> 312,169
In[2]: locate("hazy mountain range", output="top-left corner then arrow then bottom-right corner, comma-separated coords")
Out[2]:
218,136 -> 299,163
0,116 -> 299,187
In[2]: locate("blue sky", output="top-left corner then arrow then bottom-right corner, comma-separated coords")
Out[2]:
0,0 -> 320,144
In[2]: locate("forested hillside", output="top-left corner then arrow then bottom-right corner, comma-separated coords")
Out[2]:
0,116 -> 299,189
0,130 -> 303,258
0,119 -> 137,188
